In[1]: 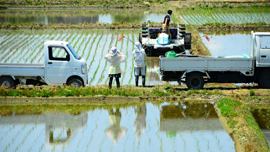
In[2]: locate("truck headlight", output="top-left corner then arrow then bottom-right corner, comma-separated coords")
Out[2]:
81,65 -> 87,74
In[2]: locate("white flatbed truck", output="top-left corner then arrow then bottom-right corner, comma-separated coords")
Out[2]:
160,32 -> 270,89
0,40 -> 88,88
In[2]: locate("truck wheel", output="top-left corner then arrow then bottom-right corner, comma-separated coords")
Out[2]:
67,78 -> 83,87
258,70 -> 270,88
186,73 -> 204,89
0,77 -> 15,89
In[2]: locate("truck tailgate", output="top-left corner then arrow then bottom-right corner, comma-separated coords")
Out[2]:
160,56 -> 253,72
0,63 -> 44,76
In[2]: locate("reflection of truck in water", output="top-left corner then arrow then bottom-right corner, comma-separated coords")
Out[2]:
139,23 -> 191,56
0,111 -> 87,149
0,41 -> 88,88
160,32 -> 270,89
160,102 -> 224,136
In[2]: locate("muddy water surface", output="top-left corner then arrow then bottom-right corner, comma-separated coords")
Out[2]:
0,102 -> 235,152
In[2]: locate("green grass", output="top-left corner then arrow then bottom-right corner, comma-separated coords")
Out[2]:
217,98 -> 270,152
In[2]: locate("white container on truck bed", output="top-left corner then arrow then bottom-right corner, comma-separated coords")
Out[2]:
160,32 -> 270,89
0,41 -> 88,88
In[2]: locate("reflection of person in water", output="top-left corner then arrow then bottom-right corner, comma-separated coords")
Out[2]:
105,108 -> 127,143
133,105 -> 147,139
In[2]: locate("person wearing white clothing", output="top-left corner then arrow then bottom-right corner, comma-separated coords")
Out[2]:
104,47 -> 126,89
133,42 -> 146,87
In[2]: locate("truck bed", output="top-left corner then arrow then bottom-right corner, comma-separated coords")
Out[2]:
0,63 -> 44,77
160,55 -> 253,72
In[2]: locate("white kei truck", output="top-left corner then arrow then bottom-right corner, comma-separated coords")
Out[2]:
0,40 -> 88,88
160,31 -> 270,89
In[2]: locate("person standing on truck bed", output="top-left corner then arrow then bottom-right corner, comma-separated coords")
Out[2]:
163,10 -> 172,37
133,42 -> 146,87
104,47 -> 126,89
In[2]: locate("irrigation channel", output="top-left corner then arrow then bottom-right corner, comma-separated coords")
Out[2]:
0,102 -> 235,152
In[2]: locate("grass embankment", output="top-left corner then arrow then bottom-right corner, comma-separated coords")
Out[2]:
1,84 -> 270,98
0,103 -> 146,116
215,98 -> 270,152
198,22 -> 270,31
0,21 -> 188,30
0,85 -> 191,97
0,0 -> 159,7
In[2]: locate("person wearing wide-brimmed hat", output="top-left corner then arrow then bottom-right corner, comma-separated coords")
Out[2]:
133,42 -> 146,87
104,47 -> 126,89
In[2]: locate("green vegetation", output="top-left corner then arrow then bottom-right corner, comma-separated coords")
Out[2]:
0,85 -> 227,97
179,7 -> 270,25
0,102 -> 145,116
0,0 -> 158,7
217,98 -> 270,152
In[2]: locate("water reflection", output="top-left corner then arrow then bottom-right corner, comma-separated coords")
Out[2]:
0,111 -> 87,151
251,108 -> 270,146
0,102 -> 235,152
199,30 -> 269,57
160,102 -> 223,135
105,108 -> 127,143
133,105 -> 146,139
0,9 -> 164,24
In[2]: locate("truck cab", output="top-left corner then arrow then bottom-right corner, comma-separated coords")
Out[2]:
44,41 -> 88,86
0,41 -> 88,88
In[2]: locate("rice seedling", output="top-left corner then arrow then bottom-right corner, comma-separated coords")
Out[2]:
0,32 -> 25,62
98,136 -> 106,152
24,30 -> 48,63
0,30 -> 18,50
73,30 -> 84,49
86,115 -> 99,151
27,129 -> 44,152
97,32 -> 114,85
81,30 -> 94,58
88,30 -> 104,85
120,31 -> 127,85
38,144 -> 44,152
85,30 -> 99,63
0,30 -> 14,45
75,30 -> 89,56
89,30 -> 107,85
128,31 -> 135,85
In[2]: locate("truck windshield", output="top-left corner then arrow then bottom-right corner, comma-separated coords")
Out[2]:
67,44 -> 81,60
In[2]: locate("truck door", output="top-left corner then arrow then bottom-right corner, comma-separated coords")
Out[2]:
46,46 -> 73,85
259,36 -> 270,66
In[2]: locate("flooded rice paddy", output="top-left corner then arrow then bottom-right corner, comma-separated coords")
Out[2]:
0,29 -> 167,86
179,7 -> 270,25
0,9 -> 164,24
251,108 -> 270,146
1,7 -> 270,25
199,32 -> 251,57
0,102 -> 235,152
